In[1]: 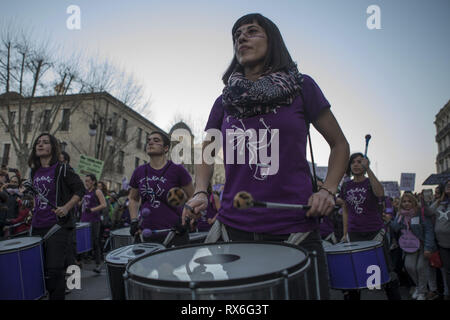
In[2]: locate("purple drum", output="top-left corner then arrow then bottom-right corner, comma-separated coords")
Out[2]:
76,222 -> 92,254
325,241 -> 390,290
0,237 -> 46,300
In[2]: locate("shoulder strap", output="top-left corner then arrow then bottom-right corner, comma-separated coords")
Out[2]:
299,89 -> 318,193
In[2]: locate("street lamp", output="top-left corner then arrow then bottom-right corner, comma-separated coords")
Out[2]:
88,112 -> 114,159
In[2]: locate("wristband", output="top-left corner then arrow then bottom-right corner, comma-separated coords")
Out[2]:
319,186 -> 336,199
193,191 -> 209,203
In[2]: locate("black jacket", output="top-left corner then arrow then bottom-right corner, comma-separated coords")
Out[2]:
31,162 -> 86,229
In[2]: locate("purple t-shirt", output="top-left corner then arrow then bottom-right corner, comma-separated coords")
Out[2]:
81,189 -> 101,223
197,194 -> 218,232
129,161 -> 192,231
205,74 -> 330,234
32,163 -> 58,228
342,178 -> 384,232
320,216 -> 334,238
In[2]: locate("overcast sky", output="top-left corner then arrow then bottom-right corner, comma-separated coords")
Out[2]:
2,0 -> 449,192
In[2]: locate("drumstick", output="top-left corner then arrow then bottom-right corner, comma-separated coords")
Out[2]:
364,134 -> 371,158
233,191 -> 340,211
22,179 -> 58,209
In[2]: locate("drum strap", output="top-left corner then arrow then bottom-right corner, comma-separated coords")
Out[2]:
204,220 -> 230,243
285,232 -> 311,246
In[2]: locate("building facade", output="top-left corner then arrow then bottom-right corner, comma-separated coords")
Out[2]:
0,91 -> 167,192
435,100 -> 450,174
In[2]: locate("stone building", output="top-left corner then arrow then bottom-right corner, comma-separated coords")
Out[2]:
435,100 -> 450,174
0,91 -> 166,192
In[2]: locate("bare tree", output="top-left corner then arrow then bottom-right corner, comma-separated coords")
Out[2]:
0,25 -> 151,175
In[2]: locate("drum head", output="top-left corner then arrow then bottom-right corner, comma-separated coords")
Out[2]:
126,242 -> 308,288
76,222 -> 90,229
325,241 -> 382,254
111,227 -> 131,237
0,237 -> 42,253
106,243 -> 165,266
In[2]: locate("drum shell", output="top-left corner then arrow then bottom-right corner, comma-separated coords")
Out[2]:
110,228 -> 133,250
124,242 -> 312,300
325,242 -> 390,290
76,222 -> 92,254
188,232 -> 208,244
106,243 -> 165,300
0,237 -> 46,300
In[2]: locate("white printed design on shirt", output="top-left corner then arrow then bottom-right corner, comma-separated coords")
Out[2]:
228,117 -> 278,181
139,176 -> 166,208
34,176 -> 52,210
346,187 -> 367,215
437,209 -> 450,221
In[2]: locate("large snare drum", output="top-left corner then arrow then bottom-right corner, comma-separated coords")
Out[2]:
105,243 -> 165,300
124,242 -> 311,300
76,222 -> 92,254
110,227 -> 133,250
325,241 -> 390,290
0,237 -> 46,300
188,231 -> 209,244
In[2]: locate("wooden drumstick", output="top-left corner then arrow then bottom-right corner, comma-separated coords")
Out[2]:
233,191 -> 340,211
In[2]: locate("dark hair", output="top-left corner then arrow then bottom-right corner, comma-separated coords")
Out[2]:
98,181 -> 108,194
149,131 -> 171,149
86,174 -> 98,185
60,151 -> 71,164
222,13 -> 295,85
346,152 -> 366,176
28,133 -> 61,170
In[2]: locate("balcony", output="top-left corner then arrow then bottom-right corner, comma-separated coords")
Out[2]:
436,123 -> 450,142
437,145 -> 450,161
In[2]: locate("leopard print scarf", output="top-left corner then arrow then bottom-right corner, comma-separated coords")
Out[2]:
222,65 -> 304,119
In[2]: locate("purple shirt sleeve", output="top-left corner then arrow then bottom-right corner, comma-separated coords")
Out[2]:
205,95 -> 224,131
178,165 -> 192,187
129,167 -> 140,189
301,75 -> 331,124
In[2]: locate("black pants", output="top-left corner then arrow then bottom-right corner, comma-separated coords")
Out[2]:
64,228 -> 77,268
439,246 -> 450,295
225,226 -> 330,300
90,221 -> 102,265
32,226 -> 70,300
344,230 -> 402,300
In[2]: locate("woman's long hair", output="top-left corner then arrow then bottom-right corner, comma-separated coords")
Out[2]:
222,13 -> 296,84
28,133 -> 61,170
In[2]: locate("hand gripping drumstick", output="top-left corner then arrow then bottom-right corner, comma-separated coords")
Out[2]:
364,134 -> 371,158
233,191 -> 341,211
22,179 -> 58,210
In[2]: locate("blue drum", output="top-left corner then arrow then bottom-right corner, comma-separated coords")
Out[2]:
324,241 -> 390,290
76,222 -> 92,254
0,237 -> 46,300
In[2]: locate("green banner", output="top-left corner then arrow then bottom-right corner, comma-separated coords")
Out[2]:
76,154 -> 104,181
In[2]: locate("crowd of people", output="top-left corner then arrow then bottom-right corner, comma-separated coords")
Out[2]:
1,13 -> 449,301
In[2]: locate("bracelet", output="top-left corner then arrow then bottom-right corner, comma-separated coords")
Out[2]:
193,191 -> 209,204
319,186 -> 336,198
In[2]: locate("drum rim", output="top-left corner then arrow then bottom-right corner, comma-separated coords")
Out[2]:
324,241 -> 383,254
125,241 -> 310,289
0,236 -> 43,254
106,243 -> 165,266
